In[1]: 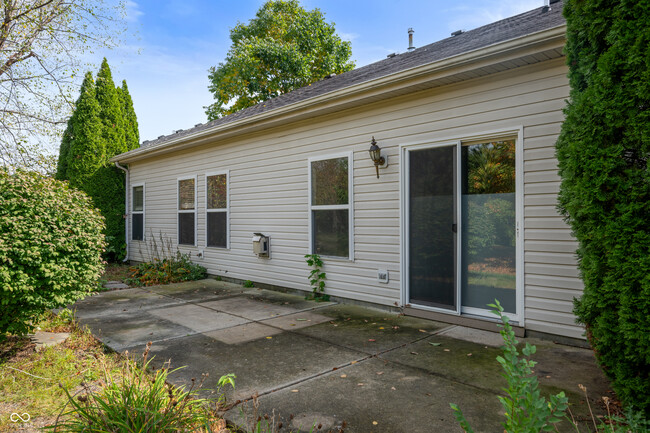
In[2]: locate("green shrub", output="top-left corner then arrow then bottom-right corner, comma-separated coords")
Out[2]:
557,0 -> 650,415
51,343 -> 235,432
0,170 -> 105,339
450,300 -> 568,433
304,253 -> 329,301
126,251 -> 207,287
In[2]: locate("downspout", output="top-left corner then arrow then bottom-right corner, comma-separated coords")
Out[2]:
115,162 -> 130,262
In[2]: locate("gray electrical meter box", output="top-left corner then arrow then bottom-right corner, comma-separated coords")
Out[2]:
252,233 -> 269,257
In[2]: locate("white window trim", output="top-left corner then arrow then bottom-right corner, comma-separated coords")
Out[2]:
131,182 -> 145,241
204,170 -> 230,249
177,175 -> 197,246
307,151 -> 354,261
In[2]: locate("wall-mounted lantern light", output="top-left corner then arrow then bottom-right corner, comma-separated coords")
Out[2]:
368,136 -> 388,178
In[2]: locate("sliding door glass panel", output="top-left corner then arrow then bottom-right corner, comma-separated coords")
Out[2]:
409,146 -> 456,310
461,140 -> 516,313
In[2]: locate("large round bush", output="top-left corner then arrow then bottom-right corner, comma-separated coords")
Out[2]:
0,170 -> 106,338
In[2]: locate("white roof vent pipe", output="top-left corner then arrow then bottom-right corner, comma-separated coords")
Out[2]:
408,28 -> 415,50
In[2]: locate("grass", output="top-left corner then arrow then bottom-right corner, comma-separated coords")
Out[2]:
467,270 -> 516,290
0,311 -> 231,432
0,312 -> 124,431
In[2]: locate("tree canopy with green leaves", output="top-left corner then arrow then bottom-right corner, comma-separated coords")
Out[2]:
205,0 -> 354,120
0,0 -> 125,172
56,59 -> 139,261
556,0 -> 650,415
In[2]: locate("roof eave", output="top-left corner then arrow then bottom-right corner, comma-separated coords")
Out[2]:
112,24 -> 566,164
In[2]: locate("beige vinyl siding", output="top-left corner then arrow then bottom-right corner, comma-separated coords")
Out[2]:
128,56 -> 584,338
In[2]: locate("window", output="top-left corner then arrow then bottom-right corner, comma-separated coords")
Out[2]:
178,177 -> 196,245
309,154 -> 353,259
206,172 -> 228,248
132,184 -> 144,241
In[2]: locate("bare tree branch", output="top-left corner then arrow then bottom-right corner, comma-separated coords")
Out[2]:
0,0 -> 126,172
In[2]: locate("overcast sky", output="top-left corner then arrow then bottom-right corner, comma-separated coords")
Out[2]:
94,0 -> 544,144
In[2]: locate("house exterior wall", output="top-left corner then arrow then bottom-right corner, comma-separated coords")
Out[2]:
128,56 -> 583,339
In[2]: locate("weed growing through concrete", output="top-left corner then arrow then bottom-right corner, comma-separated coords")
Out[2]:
243,280 -> 255,288
450,299 -> 568,433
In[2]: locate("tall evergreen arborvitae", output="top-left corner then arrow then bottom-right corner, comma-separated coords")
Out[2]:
91,59 -> 129,260
95,58 -> 126,156
55,60 -> 139,261
119,80 -> 140,151
63,72 -> 104,188
557,0 -> 650,415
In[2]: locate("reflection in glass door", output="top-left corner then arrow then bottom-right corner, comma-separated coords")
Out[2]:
461,140 -> 516,313
406,138 -> 517,316
408,145 -> 457,310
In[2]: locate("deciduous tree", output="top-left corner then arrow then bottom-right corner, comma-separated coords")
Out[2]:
0,0 -> 125,171
205,0 -> 354,120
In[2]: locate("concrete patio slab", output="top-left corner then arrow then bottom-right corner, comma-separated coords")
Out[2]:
73,287 -> 181,319
233,357 -> 503,433
260,311 -> 332,330
123,327 -> 364,402
293,304 -> 449,355
74,279 -> 612,433
145,279 -> 247,302
242,288 -> 336,310
197,297 -> 303,321
379,334 -> 505,391
79,310 -> 198,351
379,332 -> 610,422
149,303 -> 250,333
437,325 -> 505,347
205,322 -> 283,345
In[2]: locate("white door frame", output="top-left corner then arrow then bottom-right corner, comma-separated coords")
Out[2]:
399,127 -> 525,325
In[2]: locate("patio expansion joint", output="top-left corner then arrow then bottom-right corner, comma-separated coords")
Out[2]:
226,324 -> 460,408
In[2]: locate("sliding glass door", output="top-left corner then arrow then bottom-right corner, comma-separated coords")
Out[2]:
408,145 -> 457,310
406,138 -> 517,317
460,140 -> 517,314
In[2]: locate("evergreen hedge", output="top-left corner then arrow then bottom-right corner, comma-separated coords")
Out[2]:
56,60 -> 140,261
0,170 -> 105,338
556,0 -> 650,415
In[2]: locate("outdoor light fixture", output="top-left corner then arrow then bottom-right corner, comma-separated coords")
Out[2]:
368,136 -> 387,178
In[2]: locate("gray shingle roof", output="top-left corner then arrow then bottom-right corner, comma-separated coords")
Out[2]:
139,1 -> 565,150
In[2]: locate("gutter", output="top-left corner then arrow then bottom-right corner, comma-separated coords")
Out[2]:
112,24 -> 566,164
114,162 -> 129,262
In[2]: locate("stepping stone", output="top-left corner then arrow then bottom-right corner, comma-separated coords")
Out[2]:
31,331 -> 70,351
103,280 -> 130,290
